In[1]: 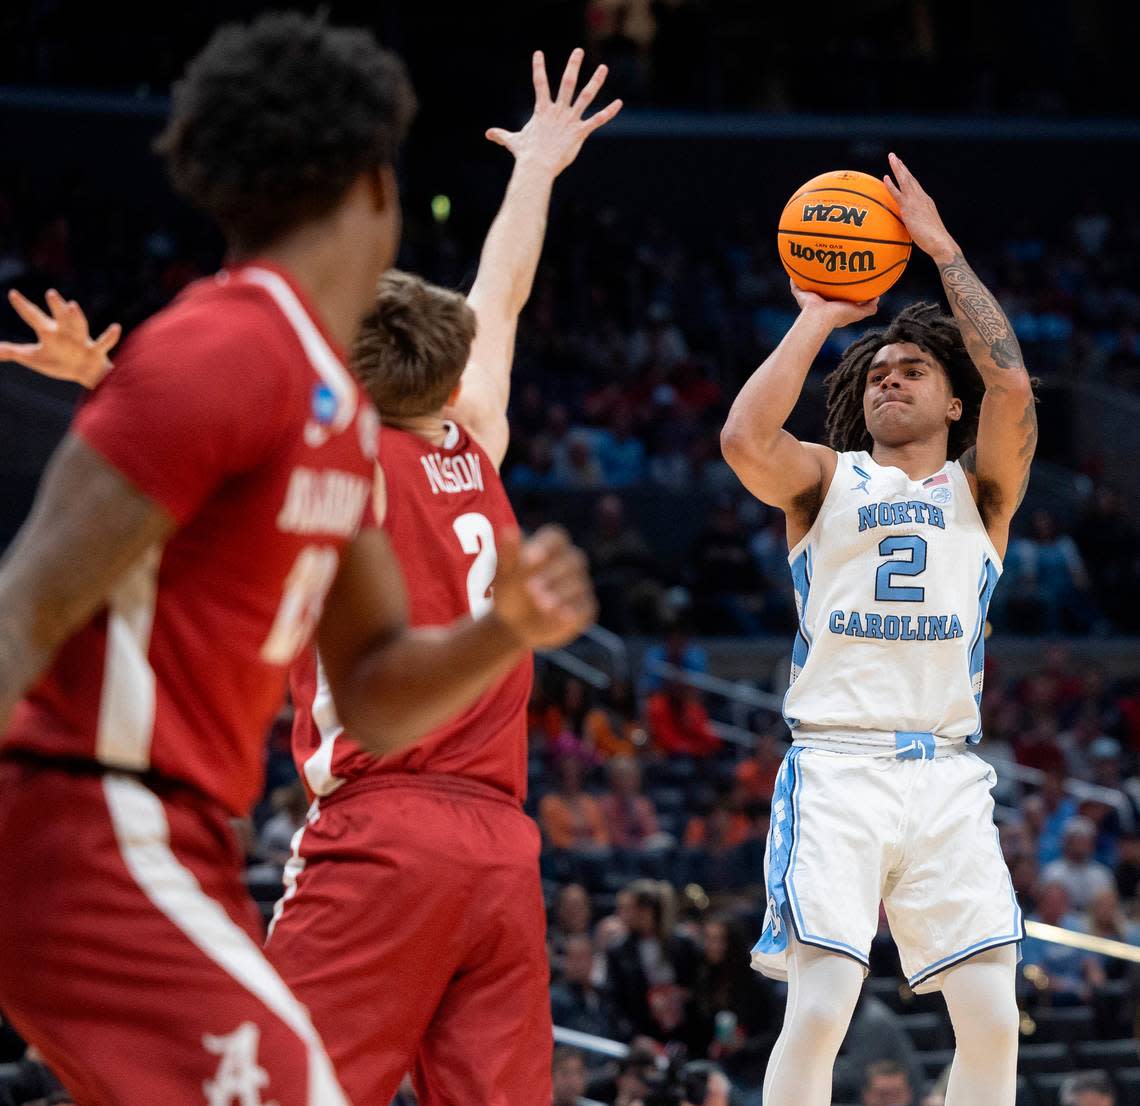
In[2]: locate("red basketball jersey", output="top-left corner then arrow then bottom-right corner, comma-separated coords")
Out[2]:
2,263 -> 379,816
291,422 -> 533,801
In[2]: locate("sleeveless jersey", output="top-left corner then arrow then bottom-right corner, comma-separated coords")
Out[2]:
781,450 -> 1002,747
2,264 -> 379,815
291,421 -> 534,800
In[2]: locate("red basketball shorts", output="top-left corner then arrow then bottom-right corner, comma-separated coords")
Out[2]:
264,774 -> 553,1106
0,760 -> 347,1106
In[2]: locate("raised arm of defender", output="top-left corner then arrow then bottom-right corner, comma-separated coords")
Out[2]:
448,48 -> 621,469
721,287 -> 876,544
884,153 -> 1036,548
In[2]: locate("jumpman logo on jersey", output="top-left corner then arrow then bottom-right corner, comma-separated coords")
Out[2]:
850,464 -> 872,495
202,1023 -> 278,1106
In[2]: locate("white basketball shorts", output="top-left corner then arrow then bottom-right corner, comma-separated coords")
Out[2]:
751,742 -> 1024,994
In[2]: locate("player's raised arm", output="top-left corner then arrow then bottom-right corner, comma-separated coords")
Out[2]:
721,284 -> 877,539
884,153 -> 1037,543
0,288 -> 120,387
0,436 -> 174,730
316,524 -> 596,756
448,48 -> 621,469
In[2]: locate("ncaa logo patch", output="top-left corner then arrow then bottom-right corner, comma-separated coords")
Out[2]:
931,486 -> 952,505
311,383 -> 338,426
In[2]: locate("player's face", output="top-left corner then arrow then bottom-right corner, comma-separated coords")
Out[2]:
863,342 -> 961,449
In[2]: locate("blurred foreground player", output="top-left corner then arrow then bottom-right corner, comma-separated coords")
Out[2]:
269,50 -> 620,1106
722,156 -> 1036,1106
0,18 -> 594,1106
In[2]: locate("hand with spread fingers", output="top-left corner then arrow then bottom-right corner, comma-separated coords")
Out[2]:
882,151 -> 959,265
490,525 -> 597,650
0,289 -> 121,388
485,47 -> 622,176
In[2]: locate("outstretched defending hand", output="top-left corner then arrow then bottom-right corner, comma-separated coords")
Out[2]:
485,48 -> 622,175
0,289 -> 120,388
789,280 -> 879,329
882,152 -> 959,265
491,525 -> 597,650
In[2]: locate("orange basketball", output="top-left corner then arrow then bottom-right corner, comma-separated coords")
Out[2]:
778,170 -> 912,302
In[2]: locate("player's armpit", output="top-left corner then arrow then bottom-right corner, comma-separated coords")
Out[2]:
721,428 -> 835,521
442,357 -> 510,470
0,434 -> 175,730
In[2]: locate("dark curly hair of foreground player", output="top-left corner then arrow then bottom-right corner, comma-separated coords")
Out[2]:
823,301 -> 987,458
156,11 -> 416,252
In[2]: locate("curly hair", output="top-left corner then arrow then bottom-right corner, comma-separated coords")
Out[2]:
157,12 -> 416,252
351,271 -> 476,419
823,302 -> 985,458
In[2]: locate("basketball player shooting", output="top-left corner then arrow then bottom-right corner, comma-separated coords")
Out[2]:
721,153 -> 1037,1106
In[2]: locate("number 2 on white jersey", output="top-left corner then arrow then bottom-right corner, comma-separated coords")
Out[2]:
453,512 -> 497,617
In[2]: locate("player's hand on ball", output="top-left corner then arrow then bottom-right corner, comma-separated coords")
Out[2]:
0,289 -> 120,388
485,48 -> 622,176
790,280 -> 879,328
491,525 -> 598,649
882,153 -> 958,264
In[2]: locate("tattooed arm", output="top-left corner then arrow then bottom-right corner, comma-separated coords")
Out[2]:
884,153 -> 1036,553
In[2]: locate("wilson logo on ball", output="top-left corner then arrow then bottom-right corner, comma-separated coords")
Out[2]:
787,242 -> 876,273
801,203 -> 869,227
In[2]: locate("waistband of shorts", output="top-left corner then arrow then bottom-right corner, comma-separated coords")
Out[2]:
319,771 -> 524,810
791,733 -> 967,758
0,748 -> 221,803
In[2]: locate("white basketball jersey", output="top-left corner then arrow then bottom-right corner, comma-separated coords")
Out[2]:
782,450 -> 1002,747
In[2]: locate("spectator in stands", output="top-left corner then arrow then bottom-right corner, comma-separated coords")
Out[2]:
1022,879 -> 1102,1004
552,1047 -> 590,1106
687,915 -> 778,1061
607,879 -> 699,1039
551,934 -> 624,1044
1002,508 -> 1094,633
1077,485 -> 1140,634
507,436 -> 561,489
734,732 -> 785,802
861,1060 -> 915,1106
1060,1070 -> 1116,1106
256,780 -> 309,869
556,434 -> 606,489
833,991 -> 926,1101
583,679 -> 645,760
540,757 -> 610,851
677,1060 -> 732,1106
1014,720 -> 1068,777
544,678 -> 601,765
688,496 -> 764,635
595,406 -> 646,486
1031,771 -> 1080,864
647,681 -> 721,758
1041,817 -> 1116,910
1083,886 -> 1140,979
550,883 -> 594,963
683,791 -> 750,854
600,756 -> 670,850
1059,703 -> 1115,781
587,494 -> 662,633
1114,830 -> 1140,903
640,616 -> 709,696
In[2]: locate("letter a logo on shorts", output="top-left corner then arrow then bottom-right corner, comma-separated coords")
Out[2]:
202,1022 -> 278,1106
